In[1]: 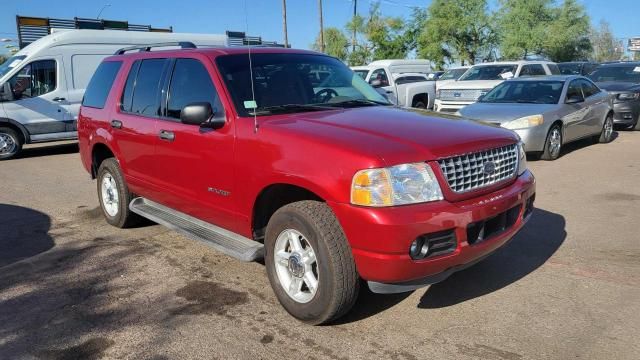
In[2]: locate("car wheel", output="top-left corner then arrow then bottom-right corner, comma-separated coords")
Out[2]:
413,100 -> 427,109
541,124 -> 562,161
97,158 -> 141,228
598,113 -> 614,143
265,200 -> 359,325
0,127 -> 23,160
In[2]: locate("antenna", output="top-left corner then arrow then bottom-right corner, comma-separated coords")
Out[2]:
244,0 -> 259,134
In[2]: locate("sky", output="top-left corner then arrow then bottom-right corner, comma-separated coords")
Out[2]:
1,0 -> 638,56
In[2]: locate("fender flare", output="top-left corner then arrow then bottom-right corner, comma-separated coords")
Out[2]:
0,117 -> 30,143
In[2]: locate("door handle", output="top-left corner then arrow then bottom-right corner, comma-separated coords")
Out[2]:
159,130 -> 175,141
52,97 -> 66,102
110,119 -> 123,129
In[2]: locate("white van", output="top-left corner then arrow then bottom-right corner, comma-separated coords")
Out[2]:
0,29 -> 228,159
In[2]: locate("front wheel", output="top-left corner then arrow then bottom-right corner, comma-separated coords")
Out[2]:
541,124 -> 563,161
264,201 -> 359,325
0,127 -> 23,160
97,158 -> 142,228
597,114 -> 614,143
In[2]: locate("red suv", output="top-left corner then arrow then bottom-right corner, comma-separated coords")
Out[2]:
79,43 -> 535,324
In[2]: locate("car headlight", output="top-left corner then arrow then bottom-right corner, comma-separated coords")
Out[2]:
436,90 -> 441,100
351,163 -> 443,207
517,142 -> 527,176
503,115 -> 544,130
617,92 -> 639,101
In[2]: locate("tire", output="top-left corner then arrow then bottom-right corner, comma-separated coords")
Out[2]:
96,158 -> 141,228
264,200 -> 359,325
541,124 -> 563,161
414,101 -> 427,109
597,113 -> 614,143
0,127 -> 23,160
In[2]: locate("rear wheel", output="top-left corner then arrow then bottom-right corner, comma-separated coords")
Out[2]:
97,158 -> 141,228
264,201 -> 359,325
541,124 -> 562,161
0,127 -> 23,160
597,113 -> 614,143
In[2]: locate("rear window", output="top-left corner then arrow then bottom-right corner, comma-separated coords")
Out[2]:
82,61 -> 122,109
129,59 -> 167,116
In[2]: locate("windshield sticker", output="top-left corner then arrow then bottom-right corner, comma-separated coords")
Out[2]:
244,100 -> 257,109
634,67 -> 640,73
8,60 -> 22,68
500,71 -> 514,79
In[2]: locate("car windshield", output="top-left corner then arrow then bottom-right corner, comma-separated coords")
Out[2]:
459,64 -> 518,81
0,55 -> 26,79
216,53 -> 389,116
439,68 -> 468,81
480,80 -> 564,104
588,65 -> 640,83
558,63 -> 581,75
353,70 -> 369,80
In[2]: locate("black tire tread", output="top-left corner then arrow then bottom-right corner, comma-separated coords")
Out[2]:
0,126 -> 23,160
97,158 -> 141,228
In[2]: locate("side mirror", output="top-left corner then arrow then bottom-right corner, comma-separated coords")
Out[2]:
0,83 -> 13,102
369,79 -> 382,88
180,102 -> 225,129
566,95 -> 584,104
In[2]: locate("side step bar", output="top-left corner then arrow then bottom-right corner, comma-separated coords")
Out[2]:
129,197 -> 264,262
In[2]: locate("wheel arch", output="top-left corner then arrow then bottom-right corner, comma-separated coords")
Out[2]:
411,93 -> 429,108
90,142 -> 116,179
0,117 -> 29,145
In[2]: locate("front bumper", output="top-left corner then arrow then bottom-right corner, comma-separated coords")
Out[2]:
513,126 -> 548,153
329,170 -> 536,293
612,100 -> 640,126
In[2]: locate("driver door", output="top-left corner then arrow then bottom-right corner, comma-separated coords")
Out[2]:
562,79 -> 589,142
3,57 -> 72,140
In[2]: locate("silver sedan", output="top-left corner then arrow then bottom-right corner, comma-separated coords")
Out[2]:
459,75 -> 614,160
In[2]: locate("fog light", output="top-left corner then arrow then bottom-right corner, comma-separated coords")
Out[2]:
409,238 -> 429,260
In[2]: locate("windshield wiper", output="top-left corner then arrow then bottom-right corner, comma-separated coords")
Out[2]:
324,99 -> 390,107
250,104 -> 335,115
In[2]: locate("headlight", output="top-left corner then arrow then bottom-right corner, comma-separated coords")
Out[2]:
617,92 -> 639,101
436,90 -> 441,99
503,115 -> 544,130
351,163 -> 443,207
517,142 -> 527,176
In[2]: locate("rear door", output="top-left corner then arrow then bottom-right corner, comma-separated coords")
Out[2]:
3,56 -> 72,141
562,79 -> 590,141
579,79 -> 609,135
152,56 -> 238,230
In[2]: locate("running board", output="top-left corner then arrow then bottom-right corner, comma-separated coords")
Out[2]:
129,198 -> 263,262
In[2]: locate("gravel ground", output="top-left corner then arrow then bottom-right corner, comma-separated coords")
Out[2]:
0,133 -> 638,360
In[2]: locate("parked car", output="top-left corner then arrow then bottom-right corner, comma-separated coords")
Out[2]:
79,44 -> 535,324
350,59 -> 436,109
435,65 -> 470,92
435,61 -> 560,113
0,29 -> 228,160
558,61 -> 599,76
587,62 -> 640,130
459,76 -> 614,160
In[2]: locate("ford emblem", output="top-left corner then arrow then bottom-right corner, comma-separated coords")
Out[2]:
453,92 -> 462,98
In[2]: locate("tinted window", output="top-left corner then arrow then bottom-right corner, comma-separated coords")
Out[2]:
166,59 -> 222,120
130,59 -> 167,116
459,64 -> 518,81
120,61 -> 140,112
395,76 -> 426,85
83,61 -> 122,109
580,79 -> 600,98
519,64 -> 546,77
480,80 -> 564,104
588,65 -> 640,83
547,64 -> 561,75
566,80 -> 583,100
439,68 -> 468,81
9,60 -> 57,99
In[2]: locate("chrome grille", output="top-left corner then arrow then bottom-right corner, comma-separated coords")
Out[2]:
438,144 -> 518,193
439,89 -> 487,102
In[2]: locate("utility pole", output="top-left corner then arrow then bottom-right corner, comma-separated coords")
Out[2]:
318,0 -> 325,52
282,0 -> 289,48
352,0 -> 357,53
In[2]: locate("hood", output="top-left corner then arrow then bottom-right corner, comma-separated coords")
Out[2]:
439,79 -> 504,91
459,102 -> 558,124
262,106 -> 519,165
596,81 -> 640,92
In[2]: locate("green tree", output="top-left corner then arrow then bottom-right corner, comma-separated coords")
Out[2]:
312,27 -> 349,61
543,0 -> 591,62
418,0 -> 497,67
345,13 -> 372,65
590,20 -> 623,62
498,0 -> 553,59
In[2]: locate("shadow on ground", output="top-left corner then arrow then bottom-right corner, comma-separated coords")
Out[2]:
419,208 -> 566,308
16,142 -> 79,160
0,204 -> 54,268
528,131 -> 619,161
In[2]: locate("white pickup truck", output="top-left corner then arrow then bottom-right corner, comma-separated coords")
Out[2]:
352,59 -> 436,109
435,61 -> 561,113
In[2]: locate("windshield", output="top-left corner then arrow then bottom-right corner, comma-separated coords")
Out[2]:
216,53 -> 389,116
480,80 -> 564,104
439,68 -> 468,81
353,70 -> 369,80
459,64 -> 518,81
0,55 -> 26,79
588,65 -> 640,83
558,63 -> 581,75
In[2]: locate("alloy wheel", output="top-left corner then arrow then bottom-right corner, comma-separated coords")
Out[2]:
273,229 -> 319,304
101,172 -> 120,217
549,128 -> 562,158
0,132 -> 17,155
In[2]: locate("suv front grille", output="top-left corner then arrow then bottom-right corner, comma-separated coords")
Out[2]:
439,89 -> 486,102
437,144 -> 518,193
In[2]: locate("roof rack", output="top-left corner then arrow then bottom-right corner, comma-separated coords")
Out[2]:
114,41 -> 197,55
